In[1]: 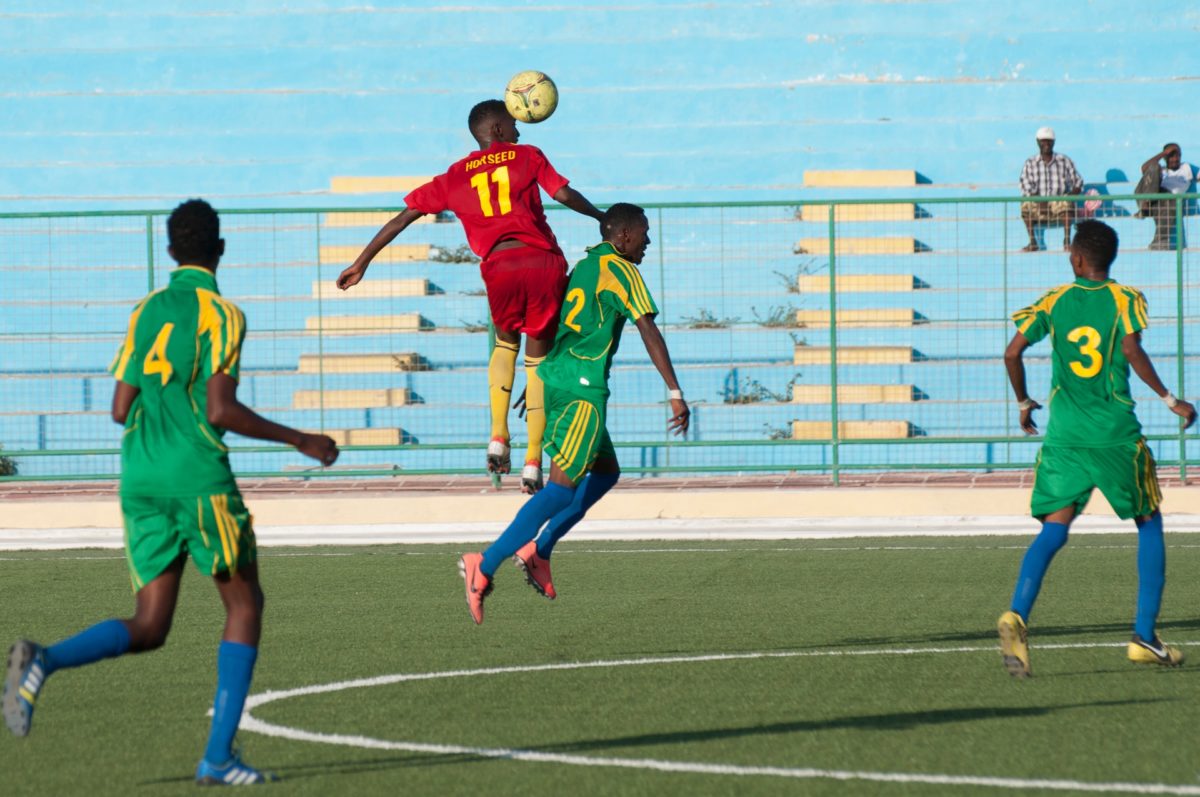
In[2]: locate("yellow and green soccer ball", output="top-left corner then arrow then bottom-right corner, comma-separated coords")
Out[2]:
504,71 -> 558,123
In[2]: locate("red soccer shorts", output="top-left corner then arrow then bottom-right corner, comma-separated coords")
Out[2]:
480,245 -> 568,340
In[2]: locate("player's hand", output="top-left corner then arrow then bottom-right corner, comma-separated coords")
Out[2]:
1171,399 -> 1197,430
297,433 -> 339,466
512,388 -> 527,420
668,398 -> 690,437
1019,401 -> 1042,435
336,263 -> 367,290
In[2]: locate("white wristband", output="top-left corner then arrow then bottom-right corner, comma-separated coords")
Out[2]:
668,389 -> 684,401
1162,392 -> 1180,409
1017,398 -> 1037,411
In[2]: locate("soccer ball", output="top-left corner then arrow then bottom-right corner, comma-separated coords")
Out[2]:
504,71 -> 558,124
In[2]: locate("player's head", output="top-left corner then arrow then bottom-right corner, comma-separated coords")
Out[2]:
1070,220 -> 1118,275
1164,142 -> 1182,169
603,203 -> 651,264
1035,126 -> 1055,157
167,199 -> 224,269
468,100 -> 518,147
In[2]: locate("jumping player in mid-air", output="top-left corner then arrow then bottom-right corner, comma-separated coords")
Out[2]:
336,99 -> 604,493
458,203 -> 690,624
997,219 -> 1195,678
3,200 -> 339,784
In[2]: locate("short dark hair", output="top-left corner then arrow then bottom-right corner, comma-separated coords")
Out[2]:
601,203 -> 647,238
1072,219 -> 1118,272
167,199 -> 221,264
468,100 -> 509,136
1165,142 -> 1180,153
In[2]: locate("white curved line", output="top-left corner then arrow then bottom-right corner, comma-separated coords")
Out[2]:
239,643 -> 1200,794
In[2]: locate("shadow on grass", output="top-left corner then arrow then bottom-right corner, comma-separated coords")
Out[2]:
139,751 -> 488,787
531,698 -> 1169,755
831,617 -> 1200,649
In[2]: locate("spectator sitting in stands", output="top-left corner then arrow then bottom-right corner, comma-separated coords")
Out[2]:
1135,143 -> 1196,250
1020,127 -> 1083,252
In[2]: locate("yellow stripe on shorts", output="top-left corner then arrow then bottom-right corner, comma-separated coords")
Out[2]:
210,496 -> 234,569
563,401 -> 594,466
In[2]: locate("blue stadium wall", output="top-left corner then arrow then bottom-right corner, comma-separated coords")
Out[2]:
3,1 -> 1200,479
2,1 -> 1198,209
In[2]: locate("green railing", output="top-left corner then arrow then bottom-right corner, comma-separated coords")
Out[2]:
0,193 -> 1196,483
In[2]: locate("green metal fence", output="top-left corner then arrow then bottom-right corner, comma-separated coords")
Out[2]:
0,194 -> 1196,483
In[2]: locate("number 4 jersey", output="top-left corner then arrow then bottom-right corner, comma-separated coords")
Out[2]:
404,141 -> 570,258
110,266 -> 245,496
1012,277 -> 1150,447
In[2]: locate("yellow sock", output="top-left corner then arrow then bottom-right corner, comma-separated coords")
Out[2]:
523,356 -> 546,464
488,341 -> 519,441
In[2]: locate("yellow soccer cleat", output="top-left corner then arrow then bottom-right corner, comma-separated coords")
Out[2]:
998,611 -> 1031,678
1128,634 -> 1185,667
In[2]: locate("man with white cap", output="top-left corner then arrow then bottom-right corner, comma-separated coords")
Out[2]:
1019,127 -> 1084,252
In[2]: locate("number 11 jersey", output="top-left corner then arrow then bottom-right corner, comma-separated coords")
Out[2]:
1012,277 -> 1149,447
404,141 -> 570,258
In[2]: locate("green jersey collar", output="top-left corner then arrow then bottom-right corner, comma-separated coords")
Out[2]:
585,241 -> 622,257
1073,276 -> 1112,288
171,265 -> 220,293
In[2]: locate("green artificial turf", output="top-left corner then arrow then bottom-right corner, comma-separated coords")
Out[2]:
2,535 -> 1199,796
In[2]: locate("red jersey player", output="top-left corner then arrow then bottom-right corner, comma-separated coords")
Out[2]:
336,100 -> 603,493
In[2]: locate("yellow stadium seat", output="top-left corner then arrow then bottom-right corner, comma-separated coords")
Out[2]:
306,314 -> 429,332
791,385 -> 915,403
293,389 -> 411,409
794,346 -> 914,365
791,420 -> 914,440
297,353 -> 425,373
794,309 -> 921,328
802,170 -> 918,187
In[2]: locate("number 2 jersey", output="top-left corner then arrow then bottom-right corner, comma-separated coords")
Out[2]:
1012,277 -> 1150,447
110,266 -> 245,497
537,242 -> 659,399
403,141 -> 570,258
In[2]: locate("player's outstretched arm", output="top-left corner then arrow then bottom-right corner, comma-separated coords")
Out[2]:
1122,332 -> 1197,429
635,314 -> 689,436
552,185 -> 604,222
1004,332 -> 1042,435
207,373 -> 340,465
336,207 -> 426,290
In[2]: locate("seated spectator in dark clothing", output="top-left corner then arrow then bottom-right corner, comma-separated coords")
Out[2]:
1135,143 -> 1197,250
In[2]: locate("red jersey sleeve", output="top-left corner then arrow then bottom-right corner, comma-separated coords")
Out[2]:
527,145 -> 570,198
403,173 -> 450,215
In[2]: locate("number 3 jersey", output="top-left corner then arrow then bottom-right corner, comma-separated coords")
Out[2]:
403,141 -> 570,258
1012,277 -> 1150,447
110,266 -> 245,496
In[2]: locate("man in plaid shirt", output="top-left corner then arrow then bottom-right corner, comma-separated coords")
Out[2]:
1020,127 -> 1084,252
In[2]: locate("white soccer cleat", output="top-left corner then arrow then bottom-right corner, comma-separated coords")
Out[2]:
520,462 -> 543,494
486,438 -> 511,475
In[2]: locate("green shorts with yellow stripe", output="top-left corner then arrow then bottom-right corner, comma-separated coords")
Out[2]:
543,388 -> 615,484
1031,440 -> 1161,520
120,492 -> 257,590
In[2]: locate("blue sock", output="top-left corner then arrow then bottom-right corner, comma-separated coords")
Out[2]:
1134,513 -> 1165,641
1010,521 -> 1070,621
43,619 -> 131,677
480,482 -> 575,576
204,641 -> 259,766
536,471 -> 620,559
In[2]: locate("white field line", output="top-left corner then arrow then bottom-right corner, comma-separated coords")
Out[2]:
14,542 -> 1200,563
240,645 -> 1200,795
10,514 -> 1200,550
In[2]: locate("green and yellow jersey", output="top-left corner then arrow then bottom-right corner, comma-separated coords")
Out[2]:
1013,277 -> 1149,448
110,266 -> 245,497
537,242 -> 659,398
